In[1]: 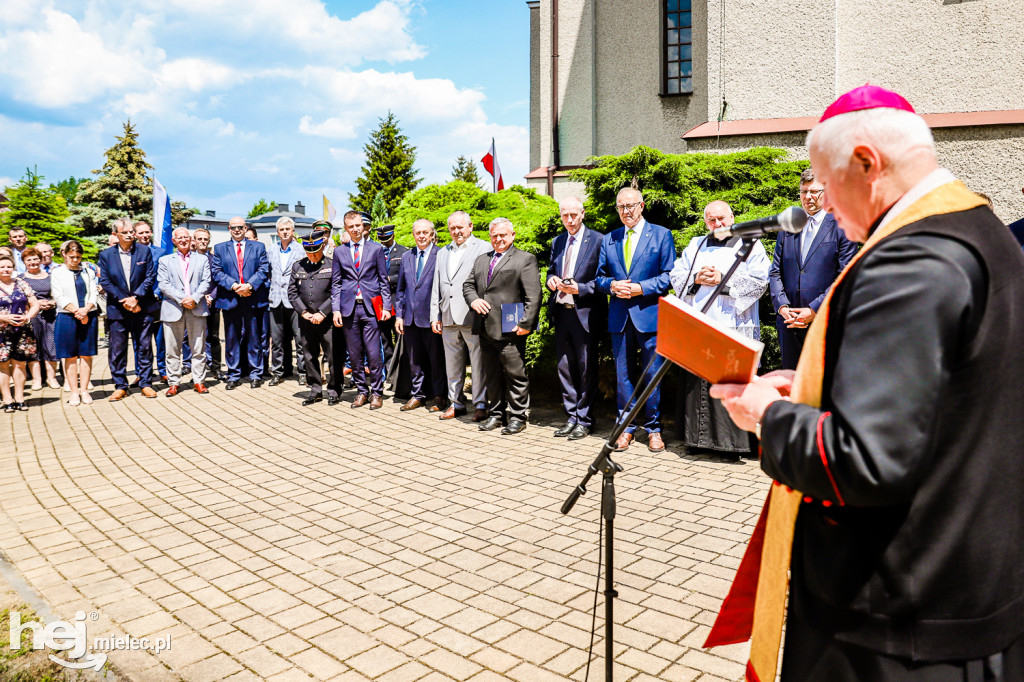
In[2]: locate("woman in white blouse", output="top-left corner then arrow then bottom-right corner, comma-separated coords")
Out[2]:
51,241 -> 100,405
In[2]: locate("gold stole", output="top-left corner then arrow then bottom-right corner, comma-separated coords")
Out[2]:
705,181 -> 988,682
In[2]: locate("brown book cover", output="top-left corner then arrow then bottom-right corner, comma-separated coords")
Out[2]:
656,294 -> 763,384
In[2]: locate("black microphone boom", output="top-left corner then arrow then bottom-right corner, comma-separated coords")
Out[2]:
712,206 -> 808,240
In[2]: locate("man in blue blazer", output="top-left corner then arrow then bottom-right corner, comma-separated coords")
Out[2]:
331,210 -> 392,409
547,196 -> 607,440
595,188 -> 676,453
211,216 -> 270,389
395,219 -> 446,412
98,217 -> 160,400
769,169 -> 858,369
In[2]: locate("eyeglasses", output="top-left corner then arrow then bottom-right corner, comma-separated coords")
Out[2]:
615,202 -> 642,212
799,189 -> 825,197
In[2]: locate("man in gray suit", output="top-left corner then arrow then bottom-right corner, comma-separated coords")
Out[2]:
268,216 -> 303,385
158,227 -> 212,396
430,211 -> 491,421
463,217 -> 542,435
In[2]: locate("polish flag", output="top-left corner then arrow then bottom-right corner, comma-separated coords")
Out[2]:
481,138 -> 504,192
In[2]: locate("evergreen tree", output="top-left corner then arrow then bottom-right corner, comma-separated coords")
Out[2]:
1,167 -> 95,259
349,112 -> 420,218
369,191 -> 388,227
248,198 -> 277,218
451,156 -> 483,187
69,121 -> 154,236
49,176 -> 87,206
171,201 -> 197,226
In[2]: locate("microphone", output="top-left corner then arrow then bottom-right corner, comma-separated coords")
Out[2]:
712,206 -> 808,240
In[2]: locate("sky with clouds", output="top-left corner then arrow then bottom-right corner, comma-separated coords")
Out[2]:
0,0 -> 529,217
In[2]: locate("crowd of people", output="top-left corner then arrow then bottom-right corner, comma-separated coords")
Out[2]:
0,171 -> 870,453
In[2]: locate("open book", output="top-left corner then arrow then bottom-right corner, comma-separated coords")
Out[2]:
656,294 -> 763,384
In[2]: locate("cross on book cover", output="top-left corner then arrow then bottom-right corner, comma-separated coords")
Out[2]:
656,295 -> 763,384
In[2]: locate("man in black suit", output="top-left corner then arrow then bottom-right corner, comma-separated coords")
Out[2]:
769,168 -> 858,369
546,196 -> 606,440
463,218 -> 541,435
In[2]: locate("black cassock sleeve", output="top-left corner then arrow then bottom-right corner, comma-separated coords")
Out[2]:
760,234 -> 986,507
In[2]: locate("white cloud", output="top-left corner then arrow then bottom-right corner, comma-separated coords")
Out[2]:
0,177 -> 17,191
299,116 -> 357,140
0,6 -> 152,107
158,59 -> 239,93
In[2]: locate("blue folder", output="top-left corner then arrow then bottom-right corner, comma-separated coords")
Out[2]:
501,302 -> 524,334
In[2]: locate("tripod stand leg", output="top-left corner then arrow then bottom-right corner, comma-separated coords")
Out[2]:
602,467 -> 619,681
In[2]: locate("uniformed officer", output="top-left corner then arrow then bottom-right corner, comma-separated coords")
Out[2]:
288,222 -> 343,405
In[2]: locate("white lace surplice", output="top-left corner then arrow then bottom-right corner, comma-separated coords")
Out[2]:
669,234 -> 770,341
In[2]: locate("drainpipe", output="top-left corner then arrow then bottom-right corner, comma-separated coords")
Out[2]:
548,0 -> 560,197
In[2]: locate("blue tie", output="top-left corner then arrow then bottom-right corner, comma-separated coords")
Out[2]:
416,250 -> 425,280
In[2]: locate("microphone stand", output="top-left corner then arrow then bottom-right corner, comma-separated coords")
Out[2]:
561,236 -> 761,681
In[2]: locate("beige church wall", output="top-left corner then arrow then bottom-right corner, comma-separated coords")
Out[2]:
933,126 -> 1024,224
588,0 -> 707,160
835,0 -> 1024,114
709,0 -> 838,121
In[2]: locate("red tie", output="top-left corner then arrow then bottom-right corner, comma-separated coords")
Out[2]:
353,243 -> 362,298
236,242 -> 245,284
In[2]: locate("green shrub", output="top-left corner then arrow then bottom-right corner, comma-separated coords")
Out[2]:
391,182 -> 561,264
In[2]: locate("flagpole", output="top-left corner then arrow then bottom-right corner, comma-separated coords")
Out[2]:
491,138 -> 497,193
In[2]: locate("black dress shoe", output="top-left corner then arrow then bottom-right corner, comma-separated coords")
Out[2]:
216,371 -> 228,381
250,379 -> 262,389
553,422 -> 575,438
269,376 -> 285,387
478,416 -> 502,431
501,418 -> 527,435
302,395 -> 322,406
327,395 -> 341,406
567,424 -> 591,441
225,380 -> 239,390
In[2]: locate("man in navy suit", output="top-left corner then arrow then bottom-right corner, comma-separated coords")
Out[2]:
211,216 -> 270,389
132,221 -> 169,384
98,217 -> 160,400
769,168 -> 858,369
332,210 -> 392,409
595,188 -> 676,453
395,219 -> 446,412
546,196 -> 606,441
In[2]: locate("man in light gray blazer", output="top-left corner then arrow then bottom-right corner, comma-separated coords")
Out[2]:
268,216 -> 304,385
430,211 -> 491,421
158,227 -> 212,396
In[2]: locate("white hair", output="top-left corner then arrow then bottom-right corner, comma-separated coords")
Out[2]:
807,107 -> 935,172
489,217 -> 514,232
412,218 -> 435,233
172,226 -> 191,239
276,216 -> 295,230
559,195 -> 584,211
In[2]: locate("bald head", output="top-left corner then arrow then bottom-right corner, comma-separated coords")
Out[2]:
703,201 -> 734,231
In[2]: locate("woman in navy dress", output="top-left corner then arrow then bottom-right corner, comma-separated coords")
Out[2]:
51,241 -> 99,406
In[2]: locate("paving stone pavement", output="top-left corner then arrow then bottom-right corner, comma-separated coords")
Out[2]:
0,353 -> 766,681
